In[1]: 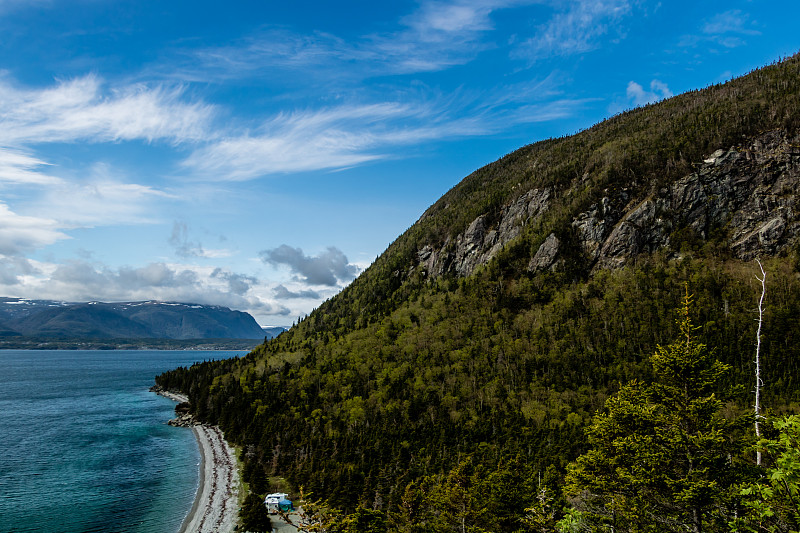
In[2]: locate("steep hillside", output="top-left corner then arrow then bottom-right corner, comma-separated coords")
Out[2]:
0,298 -> 265,339
157,55 -> 800,530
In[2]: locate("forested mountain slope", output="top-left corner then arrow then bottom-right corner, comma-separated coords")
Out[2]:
157,54 -> 800,531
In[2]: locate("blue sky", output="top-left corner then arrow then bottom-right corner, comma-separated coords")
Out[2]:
0,0 -> 797,326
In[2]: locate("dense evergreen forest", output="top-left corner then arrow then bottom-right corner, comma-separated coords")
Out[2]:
157,54 -> 800,532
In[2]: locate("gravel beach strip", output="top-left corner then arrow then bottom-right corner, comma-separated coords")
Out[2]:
179,424 -> 239,533
154,388 -> 240,533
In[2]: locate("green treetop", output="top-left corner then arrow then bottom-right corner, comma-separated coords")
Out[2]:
564,290 -> 743,533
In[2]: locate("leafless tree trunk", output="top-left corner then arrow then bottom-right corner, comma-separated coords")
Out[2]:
755,259 -> 766,466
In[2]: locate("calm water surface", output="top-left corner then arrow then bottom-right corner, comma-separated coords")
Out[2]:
0,350 -> 244,533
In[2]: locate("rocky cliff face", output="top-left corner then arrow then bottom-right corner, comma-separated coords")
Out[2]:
416,188 -> 551,277
416,129 -> 800,278
585,129 -> 800,269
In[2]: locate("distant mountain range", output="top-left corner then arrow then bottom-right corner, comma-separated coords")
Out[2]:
0,298 -> 268,340
261,326 -> 288,339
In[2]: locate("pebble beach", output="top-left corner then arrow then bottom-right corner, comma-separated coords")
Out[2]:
154,389 -> 241,533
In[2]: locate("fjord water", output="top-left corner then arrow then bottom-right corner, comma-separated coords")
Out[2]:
0,349 -> 244,533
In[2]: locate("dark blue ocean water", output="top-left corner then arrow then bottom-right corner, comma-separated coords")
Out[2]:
0,350 -> 244,533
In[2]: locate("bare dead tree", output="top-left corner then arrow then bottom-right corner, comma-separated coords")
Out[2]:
754,259 -> 766,466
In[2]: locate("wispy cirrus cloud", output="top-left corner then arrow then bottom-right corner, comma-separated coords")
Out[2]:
152,1 -> 612,182
18,161 -> 174,229
702,9 -> 761,38
180,29 -> 355,83
181,71 -> 592,180
181,101 -> 486,179
679,9 -> 761,49
0,75 -> 207,235
0,158 -> 175,262
513,0 -> 637,62
0,148 -> 62,185
0,74 -> 214,146
0,156 -> 175,262
405,0 -> 503,35
177,1 -> 529,82
181,105 -> 393,179
374,0 -> 532,73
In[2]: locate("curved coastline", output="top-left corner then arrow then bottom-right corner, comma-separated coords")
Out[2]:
178,426 -> 205,533
153,388 -> 240,533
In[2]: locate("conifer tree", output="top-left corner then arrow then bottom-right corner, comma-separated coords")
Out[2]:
240,493 -> 273,533
564,289 -> 742,532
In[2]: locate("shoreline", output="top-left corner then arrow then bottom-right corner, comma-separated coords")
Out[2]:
154,388 -> 189,404
153,387 -> 240,533
178,425 -> 240,533
179,426 -> 206,533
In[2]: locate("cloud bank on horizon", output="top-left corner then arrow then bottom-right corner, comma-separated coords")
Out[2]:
0,0 -> 795,325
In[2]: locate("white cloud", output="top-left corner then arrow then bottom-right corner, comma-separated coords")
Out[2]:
0,74 -> 214,146
385,0 -> 531,71
260,245 -> 360,287
407,1 -> 498,35
180,74 -> 597,180
0,158 -> 176,257
0,256 -> 39,285
185,30 -> 357,80
626,79 -> 673,107
0,202 -> 68,256
273,284 -> 321,300
210,268 -> 258,295
0,75 -> 213,238
513,97 -> 598,123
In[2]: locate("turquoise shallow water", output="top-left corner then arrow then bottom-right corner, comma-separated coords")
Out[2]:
0,350 -> 244,533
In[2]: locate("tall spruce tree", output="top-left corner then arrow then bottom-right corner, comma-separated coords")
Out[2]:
564,289 -> 744,532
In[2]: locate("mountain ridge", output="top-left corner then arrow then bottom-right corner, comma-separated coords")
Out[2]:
0,298 -> 266,340
291,56 -> 800,345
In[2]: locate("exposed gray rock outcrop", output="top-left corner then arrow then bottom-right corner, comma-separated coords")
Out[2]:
415,129 -> 800,278
587,129 -> 800,267
528,233 -> 560,271
417,188 -> 550,277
